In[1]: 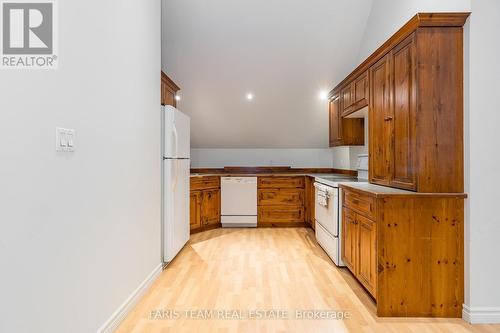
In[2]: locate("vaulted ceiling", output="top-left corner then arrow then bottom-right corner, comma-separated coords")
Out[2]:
162,0 -> 373,148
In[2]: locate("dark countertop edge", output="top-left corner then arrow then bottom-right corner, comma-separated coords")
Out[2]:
191,173 -> 354,178
338,183 -> 468,199
190,167 -> 357,176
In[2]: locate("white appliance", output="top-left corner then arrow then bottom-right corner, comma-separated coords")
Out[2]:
221,177 -> 257,227
162,105 -> 190,263
314,154 -> 368,266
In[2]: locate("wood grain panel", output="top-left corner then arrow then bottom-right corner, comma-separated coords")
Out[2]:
369,53 -> 393,186
391,33 -> 417,190
258,176 -> 305,189
258,206 -> 305,224
343,184 -> 376,220
377,197 -> 464,317
201,189 -> 220,226
357,214 -> 377,299
258,189 -> 304,206
342,207 -> 357,273
191,176 -> 220,191
415,27 -> 464,193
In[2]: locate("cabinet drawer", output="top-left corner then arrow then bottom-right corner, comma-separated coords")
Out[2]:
343,190 -> 375,219
258,176 -> 305,189
191,176 -> 220,191
258,206 -> 305,223
258,189 -> 304,206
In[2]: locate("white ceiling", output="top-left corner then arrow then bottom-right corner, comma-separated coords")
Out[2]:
162,0 -> 373,148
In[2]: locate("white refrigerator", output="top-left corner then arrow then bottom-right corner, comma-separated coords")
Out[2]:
162,105 -> 190,263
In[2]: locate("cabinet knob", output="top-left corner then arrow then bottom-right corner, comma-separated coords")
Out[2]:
384,116 -> 393,121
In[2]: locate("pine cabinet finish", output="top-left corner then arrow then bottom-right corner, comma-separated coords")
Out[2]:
161,71 -> 180,107
190,176 -> 221,233
329,94 -> 365,147
304,176 -> 315,230
341,185 -> 465,317
257,176 -> 307,227
330,12 -> 468,192
342,206 -> 377,298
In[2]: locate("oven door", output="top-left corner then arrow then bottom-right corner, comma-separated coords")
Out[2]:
314,183 -> 339,237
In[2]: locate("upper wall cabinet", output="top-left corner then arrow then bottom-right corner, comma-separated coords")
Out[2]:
340,71 -> 369,117
329,94 -> 364,147
329,13 -> 469,193
161,71 -> 180,107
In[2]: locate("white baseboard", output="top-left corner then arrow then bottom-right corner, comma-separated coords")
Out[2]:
97,263 -> 163,333
462,304 -> 500,324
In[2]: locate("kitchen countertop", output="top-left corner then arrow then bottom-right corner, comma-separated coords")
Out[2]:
339,182 -> 467,198
190,173 -> 356,179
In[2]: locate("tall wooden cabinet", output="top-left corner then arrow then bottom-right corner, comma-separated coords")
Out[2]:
330,12 -> 469,318
368,27 -> 464,193
330,13 -> 467,193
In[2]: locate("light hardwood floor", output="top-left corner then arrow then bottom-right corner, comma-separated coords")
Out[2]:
116,228 -> 499,333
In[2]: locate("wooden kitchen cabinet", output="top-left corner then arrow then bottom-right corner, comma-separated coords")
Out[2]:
341,207 -> 357,273
161,71 -> 180,107
340,71 -> 369,117
190,192 -> 202,230
190,176 -> 221,233
341,184 -> 466,317
329,94 -> 365,147
304,176 -> 315,230
329,13 -> 467,193
357,213 -> 377,297
201,189 -> 220,226
257,176 -> 307,227
369,34 -> 417,191
369,53 -> 393,186
342,206 -> 376,298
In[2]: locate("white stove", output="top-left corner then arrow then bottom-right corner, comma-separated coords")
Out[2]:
314,155 -> 368,266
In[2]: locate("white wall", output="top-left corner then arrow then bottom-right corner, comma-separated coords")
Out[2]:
0,1 -> 161,332
465,0 -> 500,323
191,148 -> 349,169
163,0 -> 373,149
357,0 -> 471,63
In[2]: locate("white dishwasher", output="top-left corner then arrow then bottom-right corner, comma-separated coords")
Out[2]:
221,177 -> 257,227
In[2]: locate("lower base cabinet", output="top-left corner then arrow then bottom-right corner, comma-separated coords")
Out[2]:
342,207 -> 377,298
190,177 -> 221,233
341,185 -> 465,318
257,176 -> 307,227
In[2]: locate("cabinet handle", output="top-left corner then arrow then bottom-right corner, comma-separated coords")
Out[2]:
384,116 -> 393,121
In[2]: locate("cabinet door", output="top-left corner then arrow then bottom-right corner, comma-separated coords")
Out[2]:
190,191 -> 201,231
342,207 -> 357,273
201,189 -> 220,226
391,34 -> 417,190
357,214 -> 377,298
354,72 -> 368,106
341,84 -> 353,115
369,54 -> 393,186
329,95 -> 342,146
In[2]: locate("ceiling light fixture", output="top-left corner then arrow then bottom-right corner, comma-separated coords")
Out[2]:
246,93 -> 254,101
175,95 -> 181,101
319,90 -> 328,100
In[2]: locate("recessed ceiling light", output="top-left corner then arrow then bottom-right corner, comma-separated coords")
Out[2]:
175,95 -> 181,101
319,90 -> 328,100
246,93 -> 254,100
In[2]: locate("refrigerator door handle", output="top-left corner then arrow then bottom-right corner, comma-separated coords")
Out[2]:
172,124 -> 178,158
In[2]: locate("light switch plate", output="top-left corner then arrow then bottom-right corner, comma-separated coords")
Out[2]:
56,127 -> 75,152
